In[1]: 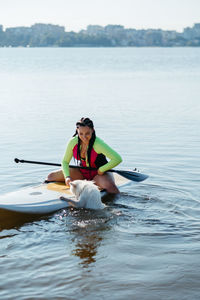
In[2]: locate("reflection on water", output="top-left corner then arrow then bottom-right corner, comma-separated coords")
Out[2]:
60,207 -> 113,268
71,229 -> 103,267
0,209 -> 44,231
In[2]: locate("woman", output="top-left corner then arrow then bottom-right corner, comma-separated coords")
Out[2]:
47,117 -> 122,194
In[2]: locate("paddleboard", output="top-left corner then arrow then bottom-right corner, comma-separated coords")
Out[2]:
0,174 -> 130,214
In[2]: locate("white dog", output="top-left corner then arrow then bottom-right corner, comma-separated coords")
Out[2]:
60,180 -> 105,210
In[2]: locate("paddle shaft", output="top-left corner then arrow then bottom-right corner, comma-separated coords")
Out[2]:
15,158 -> 110,172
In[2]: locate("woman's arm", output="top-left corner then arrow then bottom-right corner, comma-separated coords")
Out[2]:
94,137 -> 122,173
62,137 -> 78,178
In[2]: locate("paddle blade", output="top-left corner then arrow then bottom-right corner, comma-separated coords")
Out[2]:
115,170 -> 149,182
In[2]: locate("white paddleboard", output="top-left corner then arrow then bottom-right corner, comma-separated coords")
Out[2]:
0,174 -> 130,214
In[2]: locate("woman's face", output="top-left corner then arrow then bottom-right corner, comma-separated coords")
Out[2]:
77,126 -> 93,145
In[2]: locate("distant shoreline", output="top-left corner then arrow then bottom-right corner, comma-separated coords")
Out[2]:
1,46 -> 200,49
0,23 -> 200,47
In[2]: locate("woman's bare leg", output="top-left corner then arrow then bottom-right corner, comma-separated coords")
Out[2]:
70,168 -> 84,180
93,172 -> 119,194
46,168 -> 84,182
47,169 -> 119,193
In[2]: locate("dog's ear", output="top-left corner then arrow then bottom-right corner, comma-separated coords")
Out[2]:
69,182 -> 76,187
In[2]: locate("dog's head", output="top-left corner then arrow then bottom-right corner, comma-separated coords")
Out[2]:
69,180 -> 83,197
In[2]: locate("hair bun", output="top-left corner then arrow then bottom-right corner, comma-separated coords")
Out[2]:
76,117 -> 94,129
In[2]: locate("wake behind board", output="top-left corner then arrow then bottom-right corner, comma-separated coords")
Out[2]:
0,174 -> 130,215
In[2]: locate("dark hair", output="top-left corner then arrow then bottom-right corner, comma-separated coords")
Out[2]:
73,117 -> 96,167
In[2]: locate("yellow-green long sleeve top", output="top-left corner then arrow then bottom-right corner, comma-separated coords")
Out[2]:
62,136 -> 122,178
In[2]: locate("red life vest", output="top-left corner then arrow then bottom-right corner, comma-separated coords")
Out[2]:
72,144 -> 107,180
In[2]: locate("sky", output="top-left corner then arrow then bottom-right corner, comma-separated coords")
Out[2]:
0,0 -> 199,32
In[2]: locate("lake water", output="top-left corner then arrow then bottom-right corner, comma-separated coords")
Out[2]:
0,47 -> 200,299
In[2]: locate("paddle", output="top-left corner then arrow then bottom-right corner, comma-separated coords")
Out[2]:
14,158 -> 148,182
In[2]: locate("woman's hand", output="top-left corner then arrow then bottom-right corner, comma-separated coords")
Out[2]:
65,177 -> 72,187
97,169 -> 104,176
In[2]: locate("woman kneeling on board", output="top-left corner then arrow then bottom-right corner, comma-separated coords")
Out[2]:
47,117 -> 122,194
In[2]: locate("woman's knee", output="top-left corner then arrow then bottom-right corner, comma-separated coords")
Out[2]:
47,170 -> 65,182
94,174 -> 119,194
47,172 -> 56,181
105,181 -> 119,194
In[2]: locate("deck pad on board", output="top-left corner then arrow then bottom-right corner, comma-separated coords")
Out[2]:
46,182 -> 71,194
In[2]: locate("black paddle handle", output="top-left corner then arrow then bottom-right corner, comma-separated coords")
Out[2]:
15,158 -> 61,167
